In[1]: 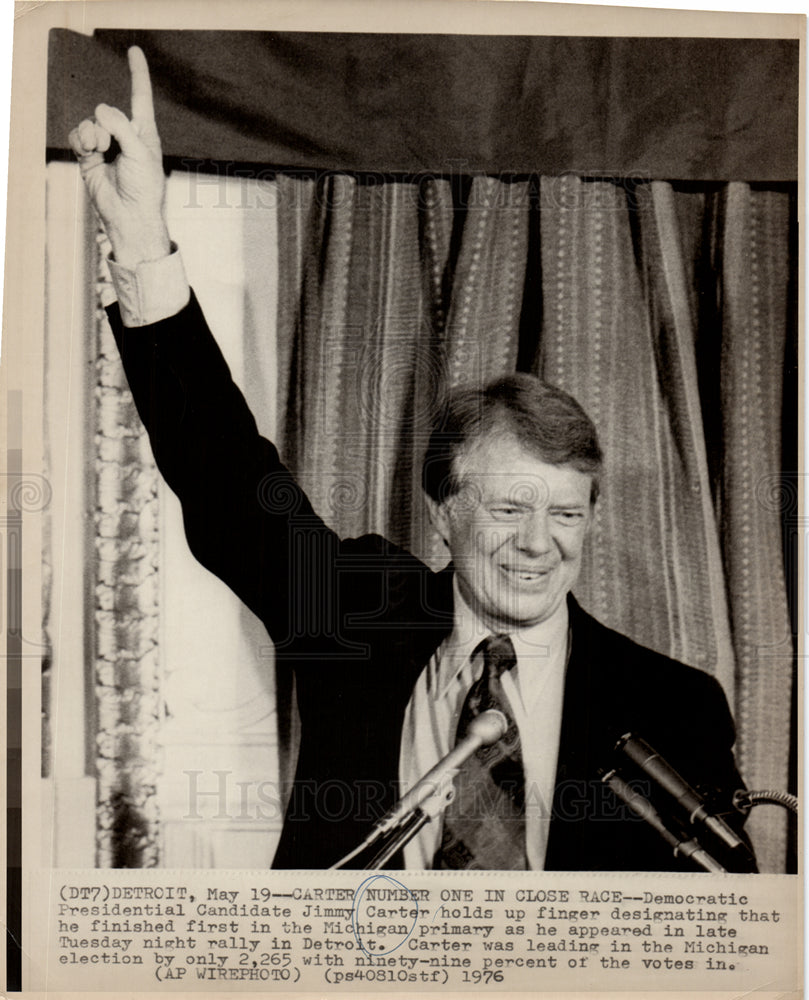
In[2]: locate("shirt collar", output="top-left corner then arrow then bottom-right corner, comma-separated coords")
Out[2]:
433,576 -> 570,699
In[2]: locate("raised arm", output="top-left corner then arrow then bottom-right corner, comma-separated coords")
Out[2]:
69,48 -> 338,644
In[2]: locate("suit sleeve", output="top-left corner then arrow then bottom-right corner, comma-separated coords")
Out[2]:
106,292 -> 338,645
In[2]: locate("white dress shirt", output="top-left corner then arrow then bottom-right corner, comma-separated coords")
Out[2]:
399,578 -> 570,869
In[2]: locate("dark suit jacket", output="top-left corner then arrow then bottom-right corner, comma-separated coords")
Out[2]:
108,292 -> 753,872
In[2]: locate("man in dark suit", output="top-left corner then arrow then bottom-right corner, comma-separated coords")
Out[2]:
70,48 -> 754,872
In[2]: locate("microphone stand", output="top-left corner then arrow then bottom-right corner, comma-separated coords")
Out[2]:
330,770 -> 457,871
362,771 -> 457,870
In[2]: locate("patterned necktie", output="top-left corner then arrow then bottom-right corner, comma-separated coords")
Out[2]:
434,634 -> 527,869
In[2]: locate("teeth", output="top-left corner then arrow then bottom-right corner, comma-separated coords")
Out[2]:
503,567 -> 545,581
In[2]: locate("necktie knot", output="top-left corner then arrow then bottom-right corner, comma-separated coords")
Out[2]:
478,634 -> 517,680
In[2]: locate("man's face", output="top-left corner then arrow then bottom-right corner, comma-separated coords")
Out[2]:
427,433 -> 593,631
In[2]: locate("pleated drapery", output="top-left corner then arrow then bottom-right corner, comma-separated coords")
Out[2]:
718,185 -> 793,866
276,175 -> 533,566
274,173 -> 795,873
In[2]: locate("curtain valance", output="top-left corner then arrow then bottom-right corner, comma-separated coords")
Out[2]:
47,29 -> 798,181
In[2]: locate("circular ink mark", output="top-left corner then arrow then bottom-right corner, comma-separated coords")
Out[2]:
351,874 -> 419,957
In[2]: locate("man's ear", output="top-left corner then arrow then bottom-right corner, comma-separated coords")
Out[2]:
425,495 -> 452,548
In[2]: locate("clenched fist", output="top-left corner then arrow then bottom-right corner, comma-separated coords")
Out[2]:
68,46 -> 170,270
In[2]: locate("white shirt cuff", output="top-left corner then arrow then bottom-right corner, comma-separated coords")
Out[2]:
107,245 -> 191,327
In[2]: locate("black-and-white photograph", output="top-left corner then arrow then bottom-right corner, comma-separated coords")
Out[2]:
38,21 -> 797,883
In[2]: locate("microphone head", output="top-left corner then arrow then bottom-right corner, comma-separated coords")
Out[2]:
466,709 -> 508,745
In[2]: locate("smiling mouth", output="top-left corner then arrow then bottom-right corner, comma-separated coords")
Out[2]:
501,566 -> 553,583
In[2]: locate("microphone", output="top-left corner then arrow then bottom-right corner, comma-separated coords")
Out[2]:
374,709 -> 508,835
616,733 -> 749,855
600,769 -> 726,873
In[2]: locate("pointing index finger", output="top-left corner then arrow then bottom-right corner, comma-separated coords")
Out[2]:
128,46 -> 155,128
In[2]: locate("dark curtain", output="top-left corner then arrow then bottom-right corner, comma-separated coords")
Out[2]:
48,31 -> 798,181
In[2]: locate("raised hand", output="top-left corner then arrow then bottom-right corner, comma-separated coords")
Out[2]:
68,46 -> 170,270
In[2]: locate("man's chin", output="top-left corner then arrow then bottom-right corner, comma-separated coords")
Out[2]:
482,598 -> 563,632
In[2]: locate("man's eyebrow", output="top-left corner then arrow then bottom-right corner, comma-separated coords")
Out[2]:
488,496 -> 534,508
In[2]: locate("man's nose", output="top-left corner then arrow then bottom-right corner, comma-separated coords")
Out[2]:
516,510 -> 553,555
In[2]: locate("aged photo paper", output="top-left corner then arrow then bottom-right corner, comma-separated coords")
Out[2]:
1,0 -> 802,997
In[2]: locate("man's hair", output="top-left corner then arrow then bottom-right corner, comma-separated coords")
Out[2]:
421,373 -> 603,505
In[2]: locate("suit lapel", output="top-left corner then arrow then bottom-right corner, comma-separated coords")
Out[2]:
545,595 -> 622,868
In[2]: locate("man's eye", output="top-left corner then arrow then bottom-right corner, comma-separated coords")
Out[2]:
552,510 -> 584,523
490,506 -> 522,519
